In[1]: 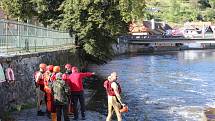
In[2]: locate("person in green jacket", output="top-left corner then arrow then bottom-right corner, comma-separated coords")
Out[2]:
52,72 -> 70,121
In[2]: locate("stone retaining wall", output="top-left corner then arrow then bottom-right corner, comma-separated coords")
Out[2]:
0,49 -> 84,115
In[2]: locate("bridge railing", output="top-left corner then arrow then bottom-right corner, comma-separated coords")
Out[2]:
118,35 -> 164,42
0,19 -> 74,55
118,35 -> 185,42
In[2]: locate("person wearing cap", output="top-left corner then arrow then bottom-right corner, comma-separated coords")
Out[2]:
43,65 -> 54,118
104,72 -> 125,121
62,64 -> 72,85
52,72 -> 70,121
35,63 -> 47,116
68,66 -> 95,120
62,64 -> 73,116
51,66 -> 61,82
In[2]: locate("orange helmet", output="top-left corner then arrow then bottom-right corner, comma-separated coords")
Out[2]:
47,65 -> 54,71
65,64 -> 72,70
53,66 -> 60,73
39,63 -> 47,70
120,105 -> 128,113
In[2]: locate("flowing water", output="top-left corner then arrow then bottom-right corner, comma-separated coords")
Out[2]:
88,50 -> 215,121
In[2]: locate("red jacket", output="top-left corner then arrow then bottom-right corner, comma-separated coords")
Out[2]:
68,72 -> 93,92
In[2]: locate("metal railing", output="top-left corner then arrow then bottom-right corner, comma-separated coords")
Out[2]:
0,19 -> 74,55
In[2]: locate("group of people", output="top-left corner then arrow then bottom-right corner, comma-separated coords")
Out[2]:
34,63 -> 94,121
34,63 -> 127,121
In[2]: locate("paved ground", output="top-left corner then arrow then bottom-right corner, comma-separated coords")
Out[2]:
12,108 -> 106,121
10,89 -> 106,121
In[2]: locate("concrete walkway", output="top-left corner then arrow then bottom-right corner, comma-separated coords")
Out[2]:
12,108 -> 106,121
11,89 -> 106,121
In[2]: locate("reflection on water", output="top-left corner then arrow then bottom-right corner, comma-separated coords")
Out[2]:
88,50 -> 215,121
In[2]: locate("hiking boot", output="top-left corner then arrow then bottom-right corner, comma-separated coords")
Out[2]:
81,113 -> 85,120
37,110 -> 45,116
73,117 -> 78,120
47,112 -> 51,119
81,117 -> 86,120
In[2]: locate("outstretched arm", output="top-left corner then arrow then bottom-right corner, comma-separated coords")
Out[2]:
80,72 -> 94,78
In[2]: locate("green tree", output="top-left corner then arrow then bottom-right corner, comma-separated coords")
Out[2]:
31,0 -> 64,27
1,0 -> 147,61
119,0 -> 146,22
202,8 -> 215,21
61,0 -> 128,60
198,0 -> 211,9
33,0 -> 146,60
145,0 -> 198,23
209,0 -> 215,8
0,0 -> 35,21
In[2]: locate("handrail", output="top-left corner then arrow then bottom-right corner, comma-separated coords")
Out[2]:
0,19 -> 74,55
0,19 -> 67,33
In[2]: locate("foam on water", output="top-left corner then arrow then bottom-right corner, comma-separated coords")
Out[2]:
169,106 -> 205,121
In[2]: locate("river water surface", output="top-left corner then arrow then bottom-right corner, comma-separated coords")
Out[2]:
88,50 -> 215,121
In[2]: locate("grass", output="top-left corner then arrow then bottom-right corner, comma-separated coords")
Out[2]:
0,102 -> 37,121
0,111 -> 15,121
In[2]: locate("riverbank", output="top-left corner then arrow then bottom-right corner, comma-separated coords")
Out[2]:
1,89 -> 106,121
113,41 -> 215,55
0,73 -> 108,121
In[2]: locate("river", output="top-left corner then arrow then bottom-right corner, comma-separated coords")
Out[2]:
88,50 -> 215,121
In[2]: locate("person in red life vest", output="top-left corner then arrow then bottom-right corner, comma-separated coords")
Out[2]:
68,66 -> 95,120
51,66 -> 61,82
35,63 -> 47,116
43,65 -> 54,118
104,72 -> 125,121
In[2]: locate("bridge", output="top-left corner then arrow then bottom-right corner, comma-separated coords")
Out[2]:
118,35 -> 215,44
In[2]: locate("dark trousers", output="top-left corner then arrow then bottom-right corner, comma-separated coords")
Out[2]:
72,91 -> 85,119
54,100 -> 70,121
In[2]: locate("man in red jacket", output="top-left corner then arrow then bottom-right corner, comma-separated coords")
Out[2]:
68,66 -> 94,120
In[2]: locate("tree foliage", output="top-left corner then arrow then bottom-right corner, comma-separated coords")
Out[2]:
6,0 -> 215,59
145,0 -> 199,23
0,0 -> 35,20
145,0 -> 215,23
31,0 -> 64,27
34,0 -> 146,60
1,0 -> 146,61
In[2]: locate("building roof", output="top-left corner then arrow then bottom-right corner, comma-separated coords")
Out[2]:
129,20 -> 173,35
143,21 -> 166,34
163,23 -> 172,30
205,26 -> 213,33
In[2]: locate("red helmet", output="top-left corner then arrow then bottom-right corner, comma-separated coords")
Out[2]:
53,66 -> 60,73
65,64 -> 72,70
39,63 -> 47,70
47,65 -> 54,71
